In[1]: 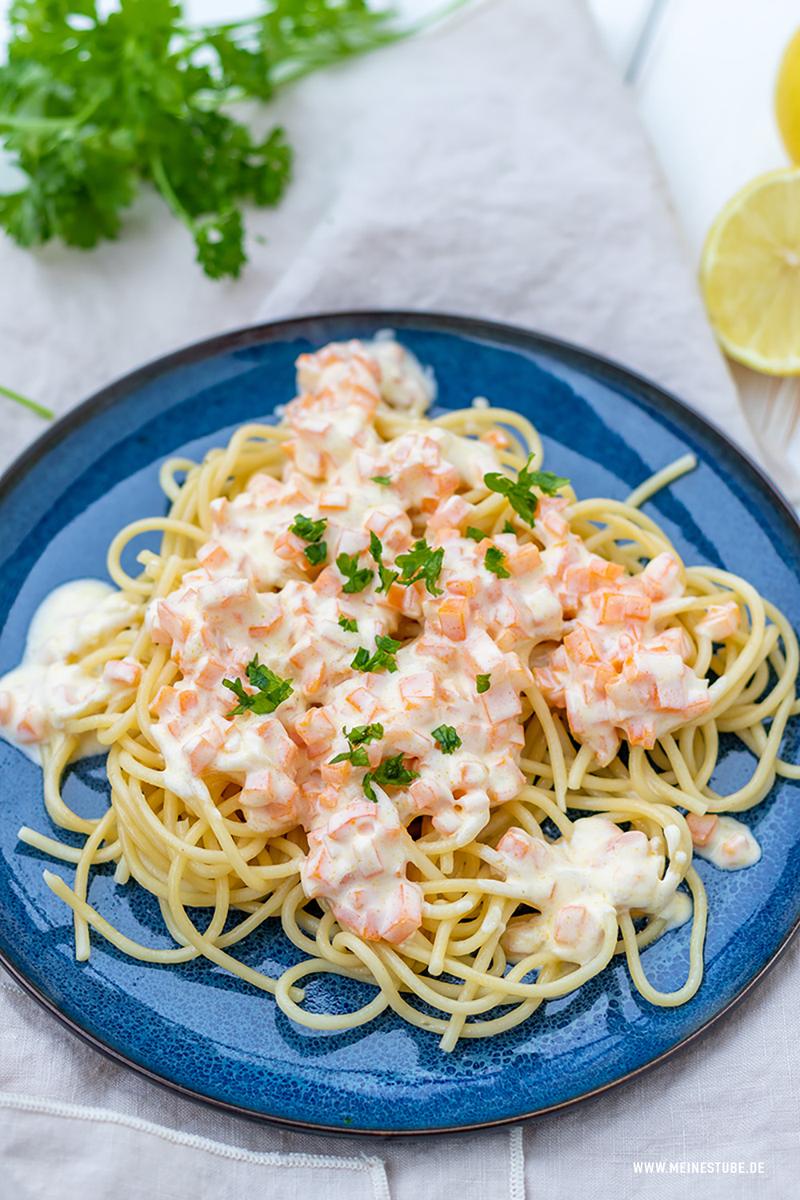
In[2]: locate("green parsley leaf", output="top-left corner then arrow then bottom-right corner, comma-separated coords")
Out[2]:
503,520 -> 516,534
371,475 -> 392,486
222,655 -> 293,716
330,722 -> 385,763
466,526 -> 489,542
431,724 -> 462,754
476,673 -> 491,694
338,615 -> 358,632
484,546 -> 510,578
363,754 -> 419,802
0,1 -> 420,280
351,635 -> 401,674
345,723 -> 385,746
303,540 -> 327,566
483,456 -> 570,527
369,531 -> 399,594
330,745 -> 370,767
290,513 -> 327,543
395,539 -> 444,596
336,552 -> 374,594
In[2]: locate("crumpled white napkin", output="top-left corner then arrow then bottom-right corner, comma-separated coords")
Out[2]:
1,2 -> 797,1198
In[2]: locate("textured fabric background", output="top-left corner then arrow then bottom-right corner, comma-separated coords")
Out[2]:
0,1 -> 796,1196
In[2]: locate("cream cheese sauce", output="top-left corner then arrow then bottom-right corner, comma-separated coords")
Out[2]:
492,816 -> 683,965
689,814 -> 761,870
0,580 -> 138,763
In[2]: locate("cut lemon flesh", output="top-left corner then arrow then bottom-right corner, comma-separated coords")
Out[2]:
776,29 -> 800,163
700,168 -> 800,375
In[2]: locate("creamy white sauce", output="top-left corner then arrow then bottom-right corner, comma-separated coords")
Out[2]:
692,815 -> 761,870
0,580 -> 138,763
493,816 -> 682,965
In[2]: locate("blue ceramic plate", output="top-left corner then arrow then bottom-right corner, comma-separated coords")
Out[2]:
1,312 -> 799,1135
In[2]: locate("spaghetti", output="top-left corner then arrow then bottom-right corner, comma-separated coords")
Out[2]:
2,336 -> 797,1050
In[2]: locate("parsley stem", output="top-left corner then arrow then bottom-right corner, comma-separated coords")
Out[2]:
0,88 -> 110,134
0,383 -> 53,420
150,155 -> 194,232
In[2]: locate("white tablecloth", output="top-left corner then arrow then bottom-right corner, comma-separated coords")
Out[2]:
0,2 -> 797,1196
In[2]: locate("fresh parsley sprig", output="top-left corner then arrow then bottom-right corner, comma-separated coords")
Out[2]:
290,513 -> 327,565
351,635 -> 401,674
431,724 -> 461,754
483,456 -> 570,527
466,525 -> 489,542
329,722 -> 384,766
395,539 -> 444,596
369,532 -> 399,594
363,753 -> 419,802
0,0 -> 426,280
338,614 -> 358,632
484,546 -> 510,578
223,655 -> 293,715
336,551 -> 374,594
476,673 -> 491,694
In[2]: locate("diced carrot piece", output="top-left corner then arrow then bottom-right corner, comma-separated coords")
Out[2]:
318,488 -> 349,511
399,671 -> 436,708
294,706 -> 335,752
508,543 -> 541,576
481,681 -> 521,722
553,904 -> 591,947
696,602 -> 740,641
151,685 -> 176,716
439,596 -> 468,641
564,625 -> 598,664
273,529 -> 306,561
103,658 -> 142,686
195,658 -> 226,689
599,593 -> 652,623
686,812 -> 719,847
448,577 -> 479,598
345,687 -> 379,720
321,759 -> 353,785
480,429 -> 512,450
179,690 -> 198,714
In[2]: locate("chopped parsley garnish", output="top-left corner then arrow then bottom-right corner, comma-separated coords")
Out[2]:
369,531 -> 399,594
329,722 -> 384,766
336,551 -> 374,594
431,724 -> 462,754
290,513 -> 326,543
371,475 -> 392,486
351,635 -> 401,674
338,615 -> 358,633
483,456 -> 569,527
476,673 -> 491,694
503,520 -> 516,534
303,540 -> 327,566
466,525 -> 489,542
290,512 -> 327,566
395,539 -> 444,596
222,655 -> 293,716
363,754 -> 419,802
484,545 -> 510,578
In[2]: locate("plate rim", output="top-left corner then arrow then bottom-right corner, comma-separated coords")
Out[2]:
1,307 -> 798,1137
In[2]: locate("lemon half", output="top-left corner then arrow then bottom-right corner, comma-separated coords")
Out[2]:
776,28 -> 800,163
700,168 -> 800,375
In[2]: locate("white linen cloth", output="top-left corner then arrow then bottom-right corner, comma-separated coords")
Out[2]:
0,1 -> 797,1197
